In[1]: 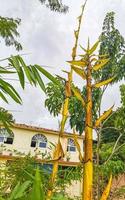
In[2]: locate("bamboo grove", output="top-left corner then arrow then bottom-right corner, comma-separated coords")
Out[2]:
46,1 -> 114,200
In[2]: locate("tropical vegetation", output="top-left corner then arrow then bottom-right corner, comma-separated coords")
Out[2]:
0,1 -> 125,200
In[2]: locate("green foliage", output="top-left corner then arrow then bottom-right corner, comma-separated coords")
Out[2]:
0,156 -> 34,196
115,85 -> 125,130
0,155 -> 82,200
120,84 -> 125,107
101,84 -> 125,143
101,160 -> 125,177
98,85 -> 125,183
0,17 -> 22,51
45,78 -> 65,116
39,0 -> 68,13
45,79 -> 101,134
0,156 -> 49,199
94,84 -> 125,198
0,107 -> 14,132
52,193 -> 71,200
0,14 -> 59,132
8,181 -> 31,200
0,78 -> 22,104
57,166 -> 82,188
8,55 -> 46,91
96,12 -> 125,83
0,14 -> 58,105
0,55 -> 59,104
0,167 -> 45,200
69,96 -> 85,134
101,112 -> 121,143
29,168 -> 45,200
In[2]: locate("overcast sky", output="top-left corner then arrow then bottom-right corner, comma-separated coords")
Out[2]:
0,0 -> 125,131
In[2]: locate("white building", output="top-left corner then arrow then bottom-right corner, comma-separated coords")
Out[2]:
0,123 -> 84,198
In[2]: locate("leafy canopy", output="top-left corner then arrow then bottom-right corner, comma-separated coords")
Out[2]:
96,12 -> 125,82
0,17 -> 22,51
39,0 -> 68,13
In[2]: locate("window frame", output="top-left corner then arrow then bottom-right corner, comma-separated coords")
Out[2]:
67,138 -> 76,152
0,128 -> 14,145
31,134 -> 47,149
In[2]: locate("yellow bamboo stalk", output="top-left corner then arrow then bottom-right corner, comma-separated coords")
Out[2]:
46,2 -> 87,199
73,130 -> 83,162
100,174 -> 112,200
46,94 -> 68,200
46,138 -> 63,200
83,58 -> 93,200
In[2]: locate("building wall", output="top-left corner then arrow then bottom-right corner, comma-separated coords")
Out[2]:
66,180 -> 82,198
0,126 -> 84,163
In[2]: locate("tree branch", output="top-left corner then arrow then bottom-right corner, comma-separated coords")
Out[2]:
104,133 -> 122,165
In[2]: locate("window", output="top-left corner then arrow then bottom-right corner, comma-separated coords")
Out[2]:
31,134 -> 47,148
67,138 -> 76,152
0,128 -> 14,144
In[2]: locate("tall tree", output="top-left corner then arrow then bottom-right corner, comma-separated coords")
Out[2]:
97,12 -> 125,82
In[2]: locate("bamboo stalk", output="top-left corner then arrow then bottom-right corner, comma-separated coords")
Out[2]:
83,57 -> 93,200
46,138 -> 62,200
46,3 -> 87,199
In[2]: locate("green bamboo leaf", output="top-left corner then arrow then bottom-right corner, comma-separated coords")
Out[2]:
14,181 -> 31,199
9,56 -> 20,72
35,65 -> 59,85
1,86 -> 21,104
31,66 -> 46,92
88,40 -> 99,55
23,169 -> 34,180
18,56 -> 33,85
28,66 -> 37,86
8,182 -> 20,200
2,79 -> 21,100
30,168 -> 45,200
80,44 -> 87,52
9,56 -> 25,89
13,55 -> 25,89
0,79 -> 22,104
8,181 -> 31,200
0,91 -> 8,103
0,66 -> 15,74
